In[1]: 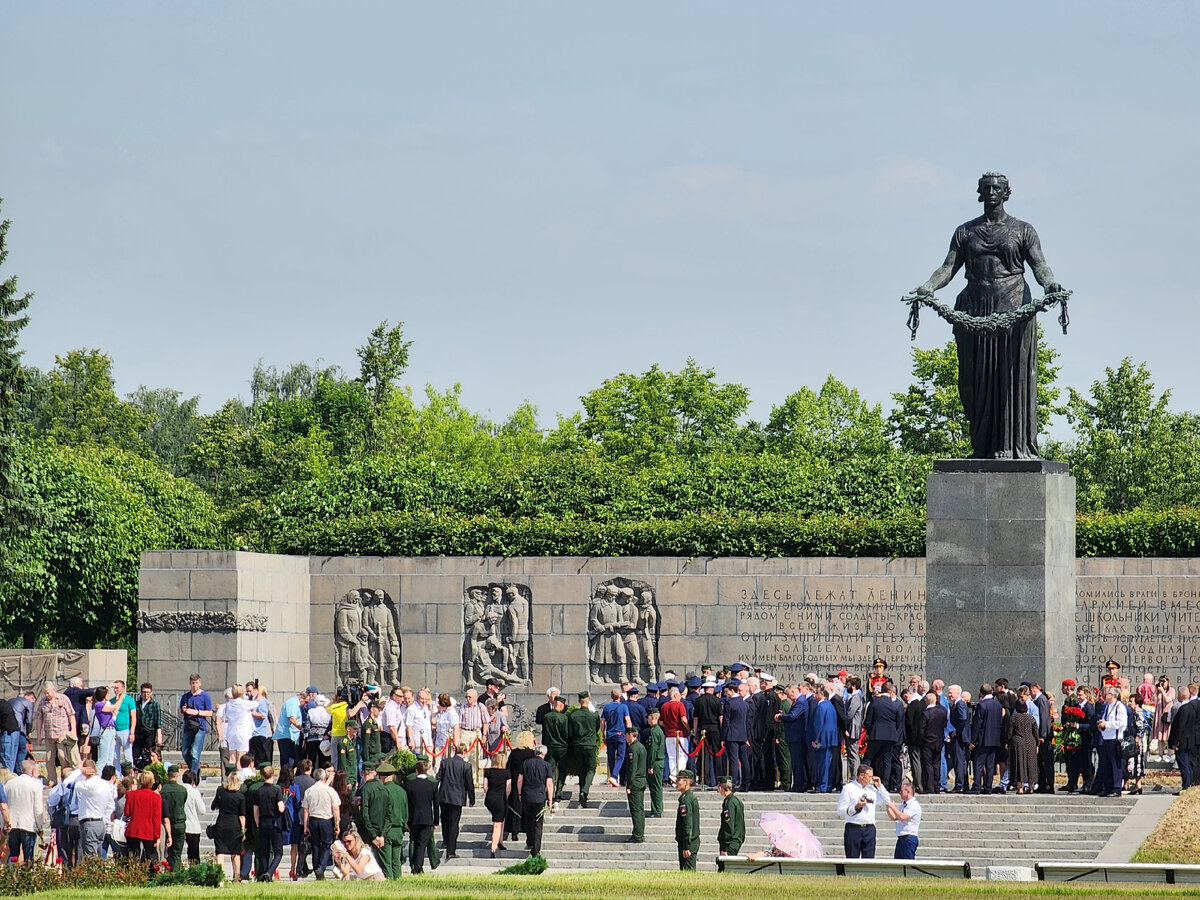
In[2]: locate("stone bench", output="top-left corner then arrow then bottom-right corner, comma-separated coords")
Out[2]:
715,856 -> 972,879
1035,862 -> 1200,884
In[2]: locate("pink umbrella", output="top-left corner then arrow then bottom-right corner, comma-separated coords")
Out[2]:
757,812 -> 825,859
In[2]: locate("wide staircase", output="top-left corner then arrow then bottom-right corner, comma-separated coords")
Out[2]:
193,767 -> 1137,876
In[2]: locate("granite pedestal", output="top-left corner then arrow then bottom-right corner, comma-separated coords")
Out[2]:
925,460 -> 1076,693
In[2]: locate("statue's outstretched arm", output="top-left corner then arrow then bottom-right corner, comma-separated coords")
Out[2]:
917,239 -> 963,294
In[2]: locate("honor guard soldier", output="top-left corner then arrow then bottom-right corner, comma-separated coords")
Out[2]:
361,702 -> 383,767
869,659 -> 889,699
646,707 -> 666,817
624,727 -> 647,843
542,696 -> 571,805
337,720 -> 360,788
375,762 -> 408,879
716,775 -> 745,856
568,691 -> 600,807
674,768 -> 700,870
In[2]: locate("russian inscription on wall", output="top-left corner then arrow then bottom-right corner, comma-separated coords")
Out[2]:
463,582 -> 533,688
588,578 -> 660,684
732,579 -> 926,683
335,588 -> 401,687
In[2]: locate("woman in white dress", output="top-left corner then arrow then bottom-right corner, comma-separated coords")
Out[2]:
221,683 -> 256,761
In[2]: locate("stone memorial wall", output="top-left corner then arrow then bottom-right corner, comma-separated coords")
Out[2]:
138,551 -> 1200,705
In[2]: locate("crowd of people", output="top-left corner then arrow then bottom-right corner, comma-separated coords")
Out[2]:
0,656 -> 1196,875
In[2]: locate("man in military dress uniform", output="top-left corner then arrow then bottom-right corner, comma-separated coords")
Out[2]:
336,720 -> 361,788
361,702 -> 383,767
646,707 -> 666,817
716,775 -> 745,856
357,762 -> 388,865
674,768 -> 700,870
624,727 -> 647,843
568,691 -> 600,807
377,762 -> 408,879
542,696 -> 571,804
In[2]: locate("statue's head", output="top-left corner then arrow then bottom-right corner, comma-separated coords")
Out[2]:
977,172 -> 1011,202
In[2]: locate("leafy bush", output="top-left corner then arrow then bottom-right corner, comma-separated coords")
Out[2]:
150,861 -> 225,887
1077,507 -> 1200,557
499,854 -> 548,875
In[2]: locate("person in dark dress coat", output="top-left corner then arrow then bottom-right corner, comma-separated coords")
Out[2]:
778,685 -> 809,792
721,686 -> 750,790
404,760 -> 439,874
970,685 -> 1005,794
436,742 -> 474,858
920,692 -> 949,794
905,692 -> 927,793
947,685 -> 972,792
864,682 -> 905,791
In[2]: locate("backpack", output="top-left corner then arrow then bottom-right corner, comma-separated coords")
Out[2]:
50,780 -> 76,829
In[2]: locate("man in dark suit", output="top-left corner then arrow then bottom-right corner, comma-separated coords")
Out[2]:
435,741 -> 475,859
777,683 -> 809,792
721,682 -> 751,790
827,678 -> 847,791
1030,683 -> 1054,793
534,688 -> 560,727
1169,684 -> 1198,792
404,758 -> 439,874
756,675 -> 782,790
921,691 -> 949,794
970,684 -> 1004,794
691,681 -> 723,788
864,681 -> 905,791
905,688 -> 927,793
947,684 -> 971,792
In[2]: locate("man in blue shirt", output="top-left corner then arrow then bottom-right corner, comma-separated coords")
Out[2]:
274,690 -> 304,769
178,674 -> 213,776
601,689 -> 631,787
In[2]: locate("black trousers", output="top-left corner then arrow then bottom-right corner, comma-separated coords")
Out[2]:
440,804 -> 463,856
1066,746 -> 1092,790
920,743 -> 943,792
309,816 -> 334,878
249,735 -> 274,767
843,822 -> 876,859
949,740 -> 970,790
973,747 -> 997,791
255,819 -> 283,880
724,741 -> 750,789
522,801 -> 545,855
866,739 -> 897,790
409,824 -> 433,873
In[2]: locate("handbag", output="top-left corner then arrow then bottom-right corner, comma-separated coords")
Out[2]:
111,816 -> 128,844
1120,737 -> 1138,761
206,823 -> 215,839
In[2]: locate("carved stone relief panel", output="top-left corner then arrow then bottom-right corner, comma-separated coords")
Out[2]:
588,577 -> 659,685
335,588 -> 401,688
462,582 -> 533,688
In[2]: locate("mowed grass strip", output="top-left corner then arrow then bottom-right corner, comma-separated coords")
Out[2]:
23,870 -> 1200,900
1134,786 -> 1200,863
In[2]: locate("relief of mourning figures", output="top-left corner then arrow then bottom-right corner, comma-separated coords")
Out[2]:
334,588 -> 401,687
462,582 -> 533,688
588,578 -> 660,685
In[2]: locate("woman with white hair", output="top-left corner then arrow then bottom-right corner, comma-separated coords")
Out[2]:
221,684 -> 255,764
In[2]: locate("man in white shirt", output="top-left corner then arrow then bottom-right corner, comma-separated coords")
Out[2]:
74,760 -> 116,858
885,781 -> 921,859
381,688 -> 407,754
6,759 -> 48,862
406,690 -> 433,754
1096,687 -> 1129,797
836,764 -> 889,858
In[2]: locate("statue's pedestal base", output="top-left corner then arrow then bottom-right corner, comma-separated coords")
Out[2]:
925,460 -> 1075,692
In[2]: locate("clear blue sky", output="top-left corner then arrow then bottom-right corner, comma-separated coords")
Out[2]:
4,3 -> 1197,435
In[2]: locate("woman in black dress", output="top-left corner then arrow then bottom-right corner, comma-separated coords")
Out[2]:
483,749 -> 512,857
505,731 -> 535,843
211,772 -> 247,880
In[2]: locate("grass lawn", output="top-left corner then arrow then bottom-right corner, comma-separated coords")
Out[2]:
1134,785 -> 1200,863
19,870 -> 1200,900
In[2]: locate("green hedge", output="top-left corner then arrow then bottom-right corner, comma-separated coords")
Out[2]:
266,506 -> 1200,559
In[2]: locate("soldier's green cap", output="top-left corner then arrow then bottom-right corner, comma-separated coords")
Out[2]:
578,690 -> 589,699
414,753 -> 430,762
717,775 -> 733,786
362,762 -> 376,772
677,769 -> 695,781
345,719 -> 359,729
625,727 -> 638,735
376,762 -> 396,774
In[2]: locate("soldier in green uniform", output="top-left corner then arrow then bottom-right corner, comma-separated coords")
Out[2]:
160,764 -> 189,872
361,702 -> 383,767
675,768 -> 700,870
716,775 -> 745,856
542,696 -> 571,804
567,691 -> 600,807
336,720 -> 360,788
774,684 -> 792,792
646,707 -> 666,817
624,727 -> 647,843
378,762 -> 408,879
357,763 -> 389,864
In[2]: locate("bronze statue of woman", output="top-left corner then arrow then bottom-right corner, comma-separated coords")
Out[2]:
913,172 -> 1066,459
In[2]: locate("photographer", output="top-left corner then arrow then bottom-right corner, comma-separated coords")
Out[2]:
1153,676 -> 1176,761
836,764 -> 889,859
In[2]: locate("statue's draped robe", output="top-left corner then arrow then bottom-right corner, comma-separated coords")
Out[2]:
951,214 -> 1043,459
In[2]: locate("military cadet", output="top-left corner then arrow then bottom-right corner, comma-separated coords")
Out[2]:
716,775 -> 745,856
624,727 -> 647,843
542,696 -> 571,805
358,762 -> 389,865
361,702 -> 383,767
674,768 -> 700,871
377,762 -> 408,879
646,707 -> 666,818
568,691 -> 600,807
337,720 -> 361,787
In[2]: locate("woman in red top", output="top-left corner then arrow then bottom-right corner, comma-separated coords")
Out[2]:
123,770 -> 163,862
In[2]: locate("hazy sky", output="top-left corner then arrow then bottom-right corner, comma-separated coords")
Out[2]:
4,3 -> 1197,436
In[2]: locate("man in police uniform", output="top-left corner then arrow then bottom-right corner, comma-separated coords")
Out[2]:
336,719 -> 360,788
568,690 -> 600,807
674,768 -> 700,870
624,727 -> 647,842
716,775 -> 745,856
377,761 -> 408,879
